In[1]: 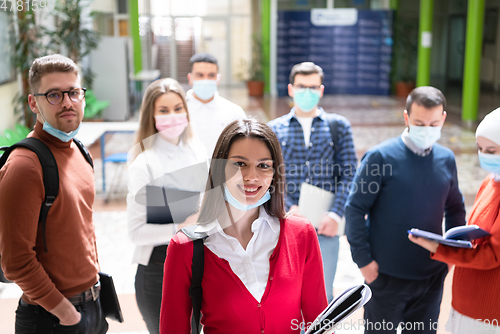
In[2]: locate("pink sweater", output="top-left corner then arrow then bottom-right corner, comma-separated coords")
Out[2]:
432,176 -> 500,321
160,216 -> 328,333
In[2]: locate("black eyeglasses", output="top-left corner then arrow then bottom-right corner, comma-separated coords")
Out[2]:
34,88 -> 86,105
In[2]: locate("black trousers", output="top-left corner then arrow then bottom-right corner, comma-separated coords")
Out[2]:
15,296 -> 108,334
363,266 -> 448,334
135,245 -> 167,334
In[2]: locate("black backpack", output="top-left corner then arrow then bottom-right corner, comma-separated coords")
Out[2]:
0,137 -> 93,283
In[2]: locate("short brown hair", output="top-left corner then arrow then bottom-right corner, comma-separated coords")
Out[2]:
289,62 -> 324,85
197,119 -> 286,224
406,86 -> 446,115
29,54 -> 80,94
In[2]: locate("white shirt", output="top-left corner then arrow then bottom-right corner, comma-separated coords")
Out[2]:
195,207 -> 281,302
127,135 -> 208,265
295,115 -> 314,147
186,89 -> 247,157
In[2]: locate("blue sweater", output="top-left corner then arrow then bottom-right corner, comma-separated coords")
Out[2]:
345,137 -> 466,279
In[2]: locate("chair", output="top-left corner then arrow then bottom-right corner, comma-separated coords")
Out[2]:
100,130 -> 135,200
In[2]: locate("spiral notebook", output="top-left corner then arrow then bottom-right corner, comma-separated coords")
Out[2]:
305,284 -> 372,334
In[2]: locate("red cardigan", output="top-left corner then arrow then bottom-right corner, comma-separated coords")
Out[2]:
432,176 -> 500,321
160,216 -> 328,334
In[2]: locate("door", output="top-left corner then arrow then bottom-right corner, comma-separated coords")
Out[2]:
447,15 -> 466,84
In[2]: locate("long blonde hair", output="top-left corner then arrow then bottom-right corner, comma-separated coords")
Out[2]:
131,78 -> 194,161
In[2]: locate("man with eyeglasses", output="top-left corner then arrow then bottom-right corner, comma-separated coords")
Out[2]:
268,62 -> 357,302
0,54 -> 108,333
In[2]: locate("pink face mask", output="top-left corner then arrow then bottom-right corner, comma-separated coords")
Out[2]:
154,113 -> 189,139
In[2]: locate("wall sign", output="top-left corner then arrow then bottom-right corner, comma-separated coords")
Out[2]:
277,9 -> 393,96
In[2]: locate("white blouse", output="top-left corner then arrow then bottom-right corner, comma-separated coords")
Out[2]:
195,207 -> 281,302
127,134 -> 208,265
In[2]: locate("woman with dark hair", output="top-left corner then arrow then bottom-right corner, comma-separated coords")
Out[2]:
127,78 -> 207,334
159,118 -> 327,333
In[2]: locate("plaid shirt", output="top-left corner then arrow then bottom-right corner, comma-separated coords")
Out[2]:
268,108 -> 357,217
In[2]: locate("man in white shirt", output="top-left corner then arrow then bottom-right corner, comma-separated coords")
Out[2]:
186,52 -> 247,156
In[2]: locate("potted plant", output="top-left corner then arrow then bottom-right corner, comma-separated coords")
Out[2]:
237,35 -> 265,97
50,0 -> 101,88
391,17 -> 418,97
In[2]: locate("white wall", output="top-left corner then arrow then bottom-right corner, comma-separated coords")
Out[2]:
0,81 -> 20,134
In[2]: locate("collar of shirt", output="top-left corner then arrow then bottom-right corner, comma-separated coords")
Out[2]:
153,134 -> 188,153
286,107 -> 328,124
194,206 -> 280,236
196,206 -> 280,302
186,89 -> 220,110
401,128 -> 432,157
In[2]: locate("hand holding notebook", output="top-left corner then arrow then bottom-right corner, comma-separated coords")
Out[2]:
408,225 -> 490,248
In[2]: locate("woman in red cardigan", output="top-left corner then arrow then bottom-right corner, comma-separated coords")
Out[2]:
409,108 -> 500,333
159,119 -> 328,333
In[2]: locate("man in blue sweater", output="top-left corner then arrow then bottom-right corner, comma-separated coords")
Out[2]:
345,86 -> 466,333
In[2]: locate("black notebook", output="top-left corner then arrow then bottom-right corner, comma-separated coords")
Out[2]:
146,185 -> 200,225
305,284 -> 372,334
99,272 -> 124,323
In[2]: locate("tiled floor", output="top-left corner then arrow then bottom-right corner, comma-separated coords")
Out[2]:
0,88 -> 495,333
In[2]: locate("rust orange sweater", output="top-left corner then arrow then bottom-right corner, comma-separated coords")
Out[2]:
432,176 -> 500,322
0,121 -> 99,311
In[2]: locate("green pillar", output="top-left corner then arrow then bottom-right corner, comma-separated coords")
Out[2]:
462,0 -> 485,122
262,0 -> 271,94
129,0 -> 142,74
390,0 -> 398,10
416,0 -> 433,87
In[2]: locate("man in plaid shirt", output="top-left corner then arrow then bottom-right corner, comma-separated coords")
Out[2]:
268,62 -> 357,302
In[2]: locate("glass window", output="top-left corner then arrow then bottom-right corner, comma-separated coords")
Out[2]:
231,17 -> 251,82
231,0 -> 250,15
151,0 -> 170,16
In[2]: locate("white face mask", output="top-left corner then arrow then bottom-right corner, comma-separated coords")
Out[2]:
408,125 -> 442,149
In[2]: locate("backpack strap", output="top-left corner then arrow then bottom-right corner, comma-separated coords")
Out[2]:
0,137 -> 93,253
326,113 -> 342,180
180,224 -> 208,334
0,138 -> 58,252
73,137 -> 94,169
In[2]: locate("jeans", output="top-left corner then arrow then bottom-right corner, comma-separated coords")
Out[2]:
363,266 -> 448,334
317,234 -> 340,303
15,297 -> 108,334
135,245 -> 167,334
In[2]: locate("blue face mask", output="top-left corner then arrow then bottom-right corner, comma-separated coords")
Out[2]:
193,80 -> 217,101
408,125 -> 442,149
223,184 -> 271,211
478,152 -> 500,174
293,88 -> 321,113
42,120 -> 80,142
